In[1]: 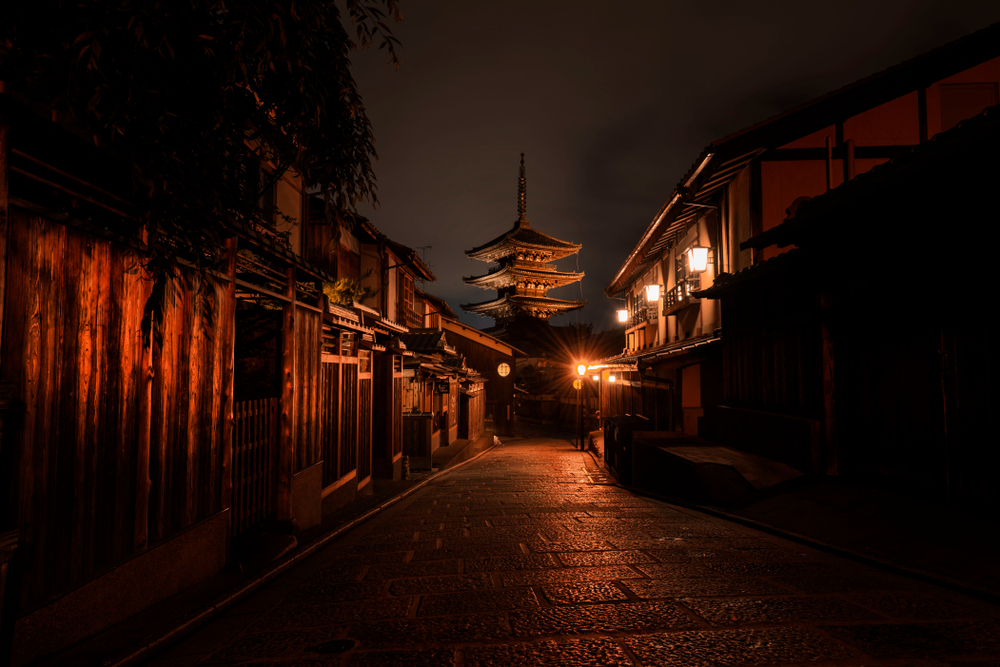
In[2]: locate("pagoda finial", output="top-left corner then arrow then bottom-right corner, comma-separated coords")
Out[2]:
517,153 -> 529,227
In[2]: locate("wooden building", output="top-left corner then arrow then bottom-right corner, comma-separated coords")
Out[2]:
417,288 -> 519,436
699,104 -> 1000,510
0,85 -> 436,664
599,23 -> 1000,500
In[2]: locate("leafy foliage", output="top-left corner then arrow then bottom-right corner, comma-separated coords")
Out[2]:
0,0 -> 402,335
324,270 -> 379,307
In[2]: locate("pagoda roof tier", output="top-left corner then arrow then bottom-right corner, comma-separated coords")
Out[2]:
461,294 -> 586,321
463,264 -> 585,291
465,222 -> 581,263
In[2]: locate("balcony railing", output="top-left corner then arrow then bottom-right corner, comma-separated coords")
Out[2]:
404,307 -> 422,330
663,279 -> 700,314
628,308 -> 648,328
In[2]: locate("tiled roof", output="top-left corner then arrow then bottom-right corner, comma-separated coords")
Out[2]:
466,222 -> 581,260
398,330 -> 449,352
461,294 -> 586,314
415,288 -> 458,320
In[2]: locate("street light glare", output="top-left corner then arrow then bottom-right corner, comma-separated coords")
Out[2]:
576,363 -> 587,376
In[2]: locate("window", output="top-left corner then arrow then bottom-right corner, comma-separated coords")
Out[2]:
397,270 -> 417,327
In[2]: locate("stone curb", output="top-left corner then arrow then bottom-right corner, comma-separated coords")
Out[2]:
584,449 -> 1000,608
107,441 -> 501,667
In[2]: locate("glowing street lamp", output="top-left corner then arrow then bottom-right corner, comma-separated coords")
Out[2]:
608,374 -> 616,383
644,283 -> 661,303
574,363 -> 588,451
616,309 -> 628,323
687,246 -> 709,273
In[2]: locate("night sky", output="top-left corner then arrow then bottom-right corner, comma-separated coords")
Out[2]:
350,1 -> 1000,330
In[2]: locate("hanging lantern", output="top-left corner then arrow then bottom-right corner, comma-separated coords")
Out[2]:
591,374 -> 600,382
608,374 -> 616,383
644,283 -> 661,302
616,309 -> 628,323
687,246 -> 709,273
497,362 -> 510,377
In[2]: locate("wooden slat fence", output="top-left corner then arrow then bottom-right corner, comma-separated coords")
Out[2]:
320,361 -> 341,487
392,376 -> 403,457
232,398 -> 277,536
358,374 -> 373,481
339,362 -> 359,477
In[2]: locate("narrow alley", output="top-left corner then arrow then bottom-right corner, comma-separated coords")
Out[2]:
146,437 -> 1000,666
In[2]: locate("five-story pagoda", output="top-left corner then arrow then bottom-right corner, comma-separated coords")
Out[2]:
462,154 -> 585,325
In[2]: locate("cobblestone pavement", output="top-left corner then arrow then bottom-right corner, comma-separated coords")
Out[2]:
149,438 -> 1000,667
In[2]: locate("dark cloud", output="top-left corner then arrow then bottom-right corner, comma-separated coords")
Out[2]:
350,1 -> 1000,330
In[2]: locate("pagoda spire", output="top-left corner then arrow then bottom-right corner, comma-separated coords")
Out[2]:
462,152 -> 585,325
517,153 -> 529,227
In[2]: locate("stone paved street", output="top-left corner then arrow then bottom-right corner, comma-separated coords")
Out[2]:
148,437 -> 1000,666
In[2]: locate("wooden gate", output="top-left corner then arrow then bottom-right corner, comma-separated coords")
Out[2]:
232,397 -> 278,535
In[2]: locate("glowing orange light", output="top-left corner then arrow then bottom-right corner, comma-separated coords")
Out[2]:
644,284 -> 660,302
616,309 -> 628,323
576,363 -> 587,376
591,374 -> 599,382
687,246 -> 709,273
608,374 -> 616,383
573,379 -> 582,390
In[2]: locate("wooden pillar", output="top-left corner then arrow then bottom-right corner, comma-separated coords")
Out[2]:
0,113 -> 9,357
820,290 -> 838,475
278,267 -> 296,521
220,238 -> 237,515
843,139 -> 856,182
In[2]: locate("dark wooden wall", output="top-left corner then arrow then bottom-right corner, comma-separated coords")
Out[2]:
1,207 -> 234,610
293,307 -> 322,473
148,269 -> 234,545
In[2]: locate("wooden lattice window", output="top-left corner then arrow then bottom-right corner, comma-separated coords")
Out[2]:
397,270 -> 417,326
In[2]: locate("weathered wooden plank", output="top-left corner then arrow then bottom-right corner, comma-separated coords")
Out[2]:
220,238 -> 236,517
277,267 -> 295,521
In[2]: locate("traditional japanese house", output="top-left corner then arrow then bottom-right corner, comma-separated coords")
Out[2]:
697,103 -> 1000,510
0,85 -> 436,664
413,289 -> 519,437
462,154 -> 585,325
399,330 -> 465,460
599,22 -> 1000,496
437,318 -> 519,437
